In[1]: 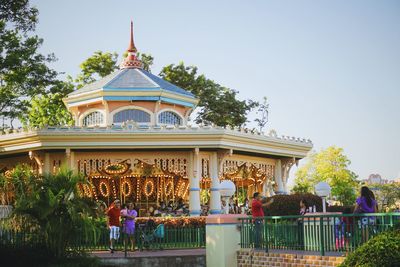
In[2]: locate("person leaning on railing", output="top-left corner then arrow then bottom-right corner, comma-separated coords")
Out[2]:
251,192 -> 274,249
354,186 -> 377,242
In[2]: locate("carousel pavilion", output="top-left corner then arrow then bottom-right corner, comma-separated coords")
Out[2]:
0,23 -> 313,215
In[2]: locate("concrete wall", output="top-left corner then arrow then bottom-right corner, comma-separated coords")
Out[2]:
206,214 -> 247,267
100,255 -> 205,267
237,249 -> 345,267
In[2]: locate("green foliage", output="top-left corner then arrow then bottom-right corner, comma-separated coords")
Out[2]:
75,51 -> 118,88
0,165 -> 99,258
266,193 -> 323,216
339,228 -> 400,267
137,52 -> 154,72
0,0 -> 38,31
292,146 -> 359,206
21,81 -> 75,127
371,183 -> 400,211
160,62 -> 258,127
0,0 -> 58,126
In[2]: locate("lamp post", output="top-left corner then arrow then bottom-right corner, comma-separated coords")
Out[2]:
315,182 -> 331,213
219,180 -> 236,214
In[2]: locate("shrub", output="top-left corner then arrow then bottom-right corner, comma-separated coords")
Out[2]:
265,193 -> 323,216
339,228 -> 400,267
0,165 -> 99,258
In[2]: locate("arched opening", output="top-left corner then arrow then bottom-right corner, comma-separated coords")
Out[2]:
158,111 -> 182,125
113,109 -> 151,124
82,111 -> 104,126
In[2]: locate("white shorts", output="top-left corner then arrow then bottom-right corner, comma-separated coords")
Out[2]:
110,226 -> 120,240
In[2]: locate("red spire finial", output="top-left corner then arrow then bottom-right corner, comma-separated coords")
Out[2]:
120,20 -> 143,69
128,20 -> 137,52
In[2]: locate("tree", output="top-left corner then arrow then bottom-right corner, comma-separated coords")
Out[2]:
137,52 -> 154,72
372,183 -> 400,211
21,93 -> 74,128
254,96 -> 269,132
0,0 -> 58,127
21,80 -> 74,127
75,51 -> 118,88
160,62 -> 258,127
292,146 -> 359,206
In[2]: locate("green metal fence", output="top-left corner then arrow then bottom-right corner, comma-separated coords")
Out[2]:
0,225 -> 206,252
239,213 -> 400,256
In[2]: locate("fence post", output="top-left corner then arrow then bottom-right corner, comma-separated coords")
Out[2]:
124,232 -> 127,258
389,214 -> 394,227
264,217 -> 268,253
319,216 -> 325,256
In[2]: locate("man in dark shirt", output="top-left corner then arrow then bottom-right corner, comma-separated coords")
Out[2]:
251,192 -> 274,250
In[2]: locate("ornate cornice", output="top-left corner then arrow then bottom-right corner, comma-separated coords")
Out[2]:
0,125 -> 312,158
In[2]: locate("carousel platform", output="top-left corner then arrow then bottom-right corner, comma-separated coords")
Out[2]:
92,248 -> 205,267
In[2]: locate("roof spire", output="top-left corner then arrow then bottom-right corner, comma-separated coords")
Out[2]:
120,20 -> 143,69
127,20 -> 137,52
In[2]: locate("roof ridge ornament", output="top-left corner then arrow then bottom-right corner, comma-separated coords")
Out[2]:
120,20 -> 143,69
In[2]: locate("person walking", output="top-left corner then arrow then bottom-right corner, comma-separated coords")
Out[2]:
106,199 -> 121,253
251,192 -> 273,250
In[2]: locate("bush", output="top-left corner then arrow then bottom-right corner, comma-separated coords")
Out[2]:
0,165 -> 99,258
339,228 -> 400,267
265,193 -> 323,216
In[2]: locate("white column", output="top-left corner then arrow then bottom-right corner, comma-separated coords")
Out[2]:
29,151 -> 43,175
43,153 -> 51,174
189,148 -> 201,216
103,101 -> 111,126
209,152 -> 221,214
65,149 -> 76,171
274,159 -> 285,194
70,151 -> 76,171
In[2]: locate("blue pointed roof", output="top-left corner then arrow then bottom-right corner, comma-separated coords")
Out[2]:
66,22 -> 198,108
69,68 -> 195,98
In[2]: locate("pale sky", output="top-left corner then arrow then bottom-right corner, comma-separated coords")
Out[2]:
30,0 -> 400,183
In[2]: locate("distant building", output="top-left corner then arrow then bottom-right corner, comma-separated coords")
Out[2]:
361,174 -> 389,186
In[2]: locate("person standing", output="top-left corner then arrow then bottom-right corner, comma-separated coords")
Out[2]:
354,186 -> 377,242
122,202 -> 138,251
106,199 -> 121,253
297,199 -> 308,249
251,192 -> 274,249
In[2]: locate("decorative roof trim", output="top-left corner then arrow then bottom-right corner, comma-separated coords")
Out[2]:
0,126 -> 312,158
